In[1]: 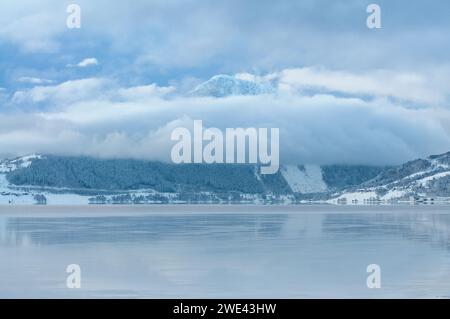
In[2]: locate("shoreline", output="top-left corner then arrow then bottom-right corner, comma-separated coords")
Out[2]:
0,203 -> 449,217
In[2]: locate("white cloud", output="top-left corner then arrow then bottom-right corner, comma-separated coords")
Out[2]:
278,67 -> 450,105
17,77 -> 54,85
234,72 -> 277,84
0,1 -> 449,164
1,0 -> 450,72
4,67 -> 450,164
0,8 -> 62,53
76,58 -> 99,68
3,86 -> 450,165
117,84 -> 175,101
11,78 -> 110,107
11,78 -> 175,110
66,58 -> 99,68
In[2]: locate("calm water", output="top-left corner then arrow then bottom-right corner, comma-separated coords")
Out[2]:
0,206 -> 450,298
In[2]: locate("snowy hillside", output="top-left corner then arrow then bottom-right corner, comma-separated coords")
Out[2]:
0,152 -> 449,205
0,154 -> 42,173
281,165 -> 327,194
0,155 -> 87,205
331,151 -> 450,204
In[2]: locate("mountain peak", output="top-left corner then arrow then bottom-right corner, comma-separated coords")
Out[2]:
189,74 -> 275,97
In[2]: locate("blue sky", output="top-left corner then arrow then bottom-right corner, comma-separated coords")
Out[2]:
2,0 -> 450,89
1,0 -> 450,164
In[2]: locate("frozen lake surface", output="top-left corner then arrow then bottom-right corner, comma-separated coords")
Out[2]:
0,205 -> 449,298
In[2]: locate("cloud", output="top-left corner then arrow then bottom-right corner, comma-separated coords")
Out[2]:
10,78 -> 174,110
67,58 -> 98,68
4,65 -> 450,165
278,67 -> 450,106
2,0 -> 450,75
117,84 -> 175,101
1,1 -> 450,166
3,76 -> 450,165
17,77 -> 54,85
0,6 -> 62,53
11,78 -> 111,108
234,72 -> 277,84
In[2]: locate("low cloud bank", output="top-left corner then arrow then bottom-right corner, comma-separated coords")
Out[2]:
1,72 -> 450,165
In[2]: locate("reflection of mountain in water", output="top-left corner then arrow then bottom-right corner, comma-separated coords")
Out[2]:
0,214 -> 288,246
2,212 -> 450,252
322,213 -> 450,250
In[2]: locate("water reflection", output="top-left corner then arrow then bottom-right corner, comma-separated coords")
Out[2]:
0,209 -> 449,298
1,214 -> 288,246
323,214 -> 450,250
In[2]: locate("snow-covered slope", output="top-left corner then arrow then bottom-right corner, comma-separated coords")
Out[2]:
331,151 -> 450,204
0,154 -> 42,173
0,154 -> 89,205
281,165 -> 327,194
190,74 -> 275,97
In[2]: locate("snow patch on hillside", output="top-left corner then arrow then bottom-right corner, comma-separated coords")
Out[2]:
281,164 -> 327,194
381,189 -> 408,200
416,171 -> 450,187
0,170 -> 88,205
0,154 -> 42,173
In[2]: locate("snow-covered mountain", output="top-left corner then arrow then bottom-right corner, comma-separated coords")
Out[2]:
0,152 -> 449,205
190,74 -> 275,97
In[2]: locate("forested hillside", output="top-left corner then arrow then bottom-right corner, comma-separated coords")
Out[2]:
6,156 -> 272,194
